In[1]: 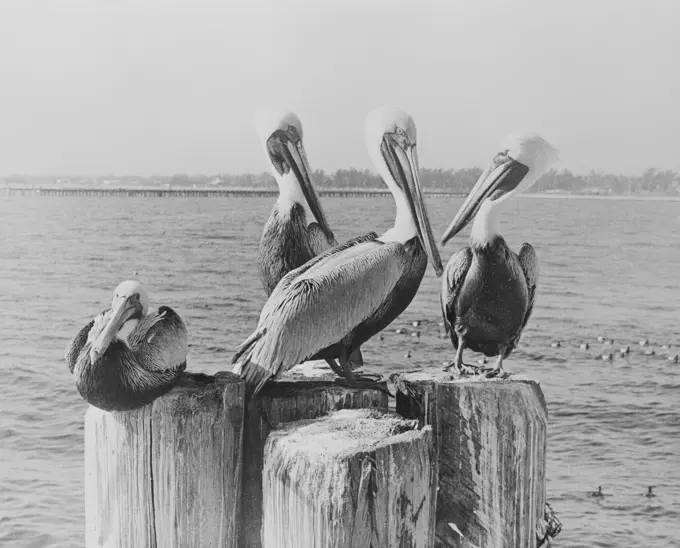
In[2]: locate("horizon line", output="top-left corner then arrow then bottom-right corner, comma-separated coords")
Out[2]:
2,165 -> 678,180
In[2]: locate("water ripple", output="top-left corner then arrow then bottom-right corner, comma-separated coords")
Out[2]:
1,195 -> 679,547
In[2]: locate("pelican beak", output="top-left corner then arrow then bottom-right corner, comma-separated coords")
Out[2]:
440,157 -> 529,245
381,135 -> 443,276
89,295 -> 141,363
267,129 -> 334,240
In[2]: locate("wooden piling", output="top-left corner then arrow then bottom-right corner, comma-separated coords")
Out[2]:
239,369 -> 389,548
84,372 -> 245,548
261,408 -> 437,548
393,371 -> 548,548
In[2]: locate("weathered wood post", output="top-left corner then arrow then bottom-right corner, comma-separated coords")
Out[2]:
394,371 -> 548,548
84,372 -> 245,548
262,408 -> 437,548
239,367 -> 389,548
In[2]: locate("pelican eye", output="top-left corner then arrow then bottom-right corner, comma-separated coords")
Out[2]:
286,125 -> 301,142
390,127 -> 410,148
134,293 -> 140,300
266,132 -> 291,175
492,150 -> 511,167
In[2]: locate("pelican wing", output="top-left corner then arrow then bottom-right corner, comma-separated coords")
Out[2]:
307,223 -> 338,256
65,319 -> 95,374
234,238 -> 407,392
517,243 -> 539,331
128,306 -> 188,374
261,232 -> 379,310
440,247 -> 473,337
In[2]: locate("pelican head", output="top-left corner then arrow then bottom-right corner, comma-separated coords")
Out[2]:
89,280 -> 148,363
441,132 -> 559,245
366,106 -> 443,276
254,107 -> 332,237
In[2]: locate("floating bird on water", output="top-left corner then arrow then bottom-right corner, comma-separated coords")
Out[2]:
255,108 -> 337,296
233,107 -> 443,394
591,486 -> 605,498
65,281 -> 188,411
645,486 -> 656,498
580,342 -> 590,350
439,133 -> 559,378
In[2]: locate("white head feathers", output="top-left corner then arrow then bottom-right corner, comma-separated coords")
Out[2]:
501,132 -> 560,179
254,107 -> 303,145
113,280 -> 149,315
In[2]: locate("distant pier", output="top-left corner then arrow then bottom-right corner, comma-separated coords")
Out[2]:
2,186 -> 466,198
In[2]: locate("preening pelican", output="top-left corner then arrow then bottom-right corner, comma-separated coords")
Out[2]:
255,108 -> 337,295
65,280 -> 188,411
440,133 -> 559,377
233,107 -> 443,394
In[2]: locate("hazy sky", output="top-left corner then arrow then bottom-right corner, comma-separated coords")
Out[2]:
1,0 -> 678,176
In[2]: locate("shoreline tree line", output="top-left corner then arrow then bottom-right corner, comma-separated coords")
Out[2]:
4,167 -> 679,195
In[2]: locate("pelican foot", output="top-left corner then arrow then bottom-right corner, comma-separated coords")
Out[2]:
333,375 -> 393,397
484,368 -> 510,379
443,361 -> 483,376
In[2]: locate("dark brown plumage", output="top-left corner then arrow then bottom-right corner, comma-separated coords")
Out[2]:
259,202 -> 336,296
441,236 -> 538,376
66,305 -> 187,411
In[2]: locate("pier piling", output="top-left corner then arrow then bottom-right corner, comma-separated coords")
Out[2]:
261,408 -> 437,548
393,371 -> 549,548
84,372 -> 245,548
239,369 -> 389,548
82,366 -> 551,547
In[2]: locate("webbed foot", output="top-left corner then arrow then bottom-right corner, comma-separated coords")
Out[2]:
443,361 -> 483,376
484,366 -> 510,379
483,354 -> 511,379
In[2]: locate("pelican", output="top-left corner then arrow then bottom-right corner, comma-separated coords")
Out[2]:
439,133 -> 559,378
65,280 -> 188,411
233,106 -> 443,394
255,108 -> 337,295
